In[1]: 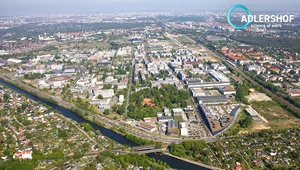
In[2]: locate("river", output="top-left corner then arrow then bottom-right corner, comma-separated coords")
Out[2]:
0,79 -> 210,170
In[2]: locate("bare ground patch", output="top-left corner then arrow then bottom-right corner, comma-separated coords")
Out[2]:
246,91 -> 272,102
250,101 -> 300,129
197,56 -> 218,63
251,123 -> 271,130
239,123 -> 271,134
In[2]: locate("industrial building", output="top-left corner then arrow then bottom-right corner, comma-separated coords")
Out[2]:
137,122 -> 157,133
219,86 -> 236,95
157,116 -> 173,123
167,120 -> 179,136
245,107 -> 268,123
190,88 -> 206,97
209,70 -> 230,82
185,78 -> 204,84
187,81 -> 231,89
196,96 -> 228,104
180,122 -> 188,136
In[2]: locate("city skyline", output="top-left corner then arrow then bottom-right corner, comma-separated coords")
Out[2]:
1,0 -> 300,16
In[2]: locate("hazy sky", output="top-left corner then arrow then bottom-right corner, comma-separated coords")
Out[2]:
1,0 -> 300,16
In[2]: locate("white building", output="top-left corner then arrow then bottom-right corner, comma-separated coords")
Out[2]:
77,79 -> 90,86
50,64 -> 63,70
191,88 -> 206,97
38,80 -> 50,88
219,86 -> 236,95
209,70 -> 230,82
118,95 -> 124,105
13,150 -> 32,159
94,89 -> 114,98
180,122 -> 188,136
7,58 -> 22,64
172,108 -> 184,116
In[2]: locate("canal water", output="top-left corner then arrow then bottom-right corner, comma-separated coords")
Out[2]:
0,79 -> 210,170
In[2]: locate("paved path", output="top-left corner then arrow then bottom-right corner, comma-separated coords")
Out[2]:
13,116 -> 26,128
206,143 -> 223,168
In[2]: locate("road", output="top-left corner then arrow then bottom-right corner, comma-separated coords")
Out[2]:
71,68 -> 86,87
124,48 -> 134,120
215,105 -> 242,136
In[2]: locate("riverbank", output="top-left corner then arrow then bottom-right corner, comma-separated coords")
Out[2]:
0,75 -> 155,145
0,77 -> 212,170
164,153 -> 221,170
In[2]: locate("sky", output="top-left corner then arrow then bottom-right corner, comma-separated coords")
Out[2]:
0,0 -> 300,16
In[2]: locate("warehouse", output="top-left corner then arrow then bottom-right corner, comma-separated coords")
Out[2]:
188,81 -> 230,89
196,96 -> 228,104
190,88 -> 206,97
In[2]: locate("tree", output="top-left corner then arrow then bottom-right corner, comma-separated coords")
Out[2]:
239,115 -> 253,128
289,70 -> 296,75
81,123 -> 93,131
103,84 -> 112,89
3,93 -> 9,102
21,102 -> 28,110
236,83 -> 249,103
113,116 -> 118,120
117,106 -> 126,115
97,94 -> 103,99
95,130 -> 101,135
131,85 -> 136,91
113,85 -> 118,93
103,109 -> 110,115
58,130 -> 68,138
89,67 -> 93,74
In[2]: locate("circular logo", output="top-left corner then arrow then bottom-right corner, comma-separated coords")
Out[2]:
227,4 -> 251,29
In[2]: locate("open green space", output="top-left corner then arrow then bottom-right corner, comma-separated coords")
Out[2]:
175,36 -> 194,45
250,101 -> 300,129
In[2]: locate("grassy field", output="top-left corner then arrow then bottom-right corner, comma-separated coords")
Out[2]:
250,101 -> 300,129
175,36 -> 194,45
222,108 -> 248,136
34,40 -> 110,56
57,40 -> 110,50
197,56 -> 218,63
0,68 -> 9,74
37,49 -> 58,55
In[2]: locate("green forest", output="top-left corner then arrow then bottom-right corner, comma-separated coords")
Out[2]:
230,35 -> 300,53
235,81 -> 250,104
96,150 -> 169,170
170,140 -> 211,165
127,85 -> 190,120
